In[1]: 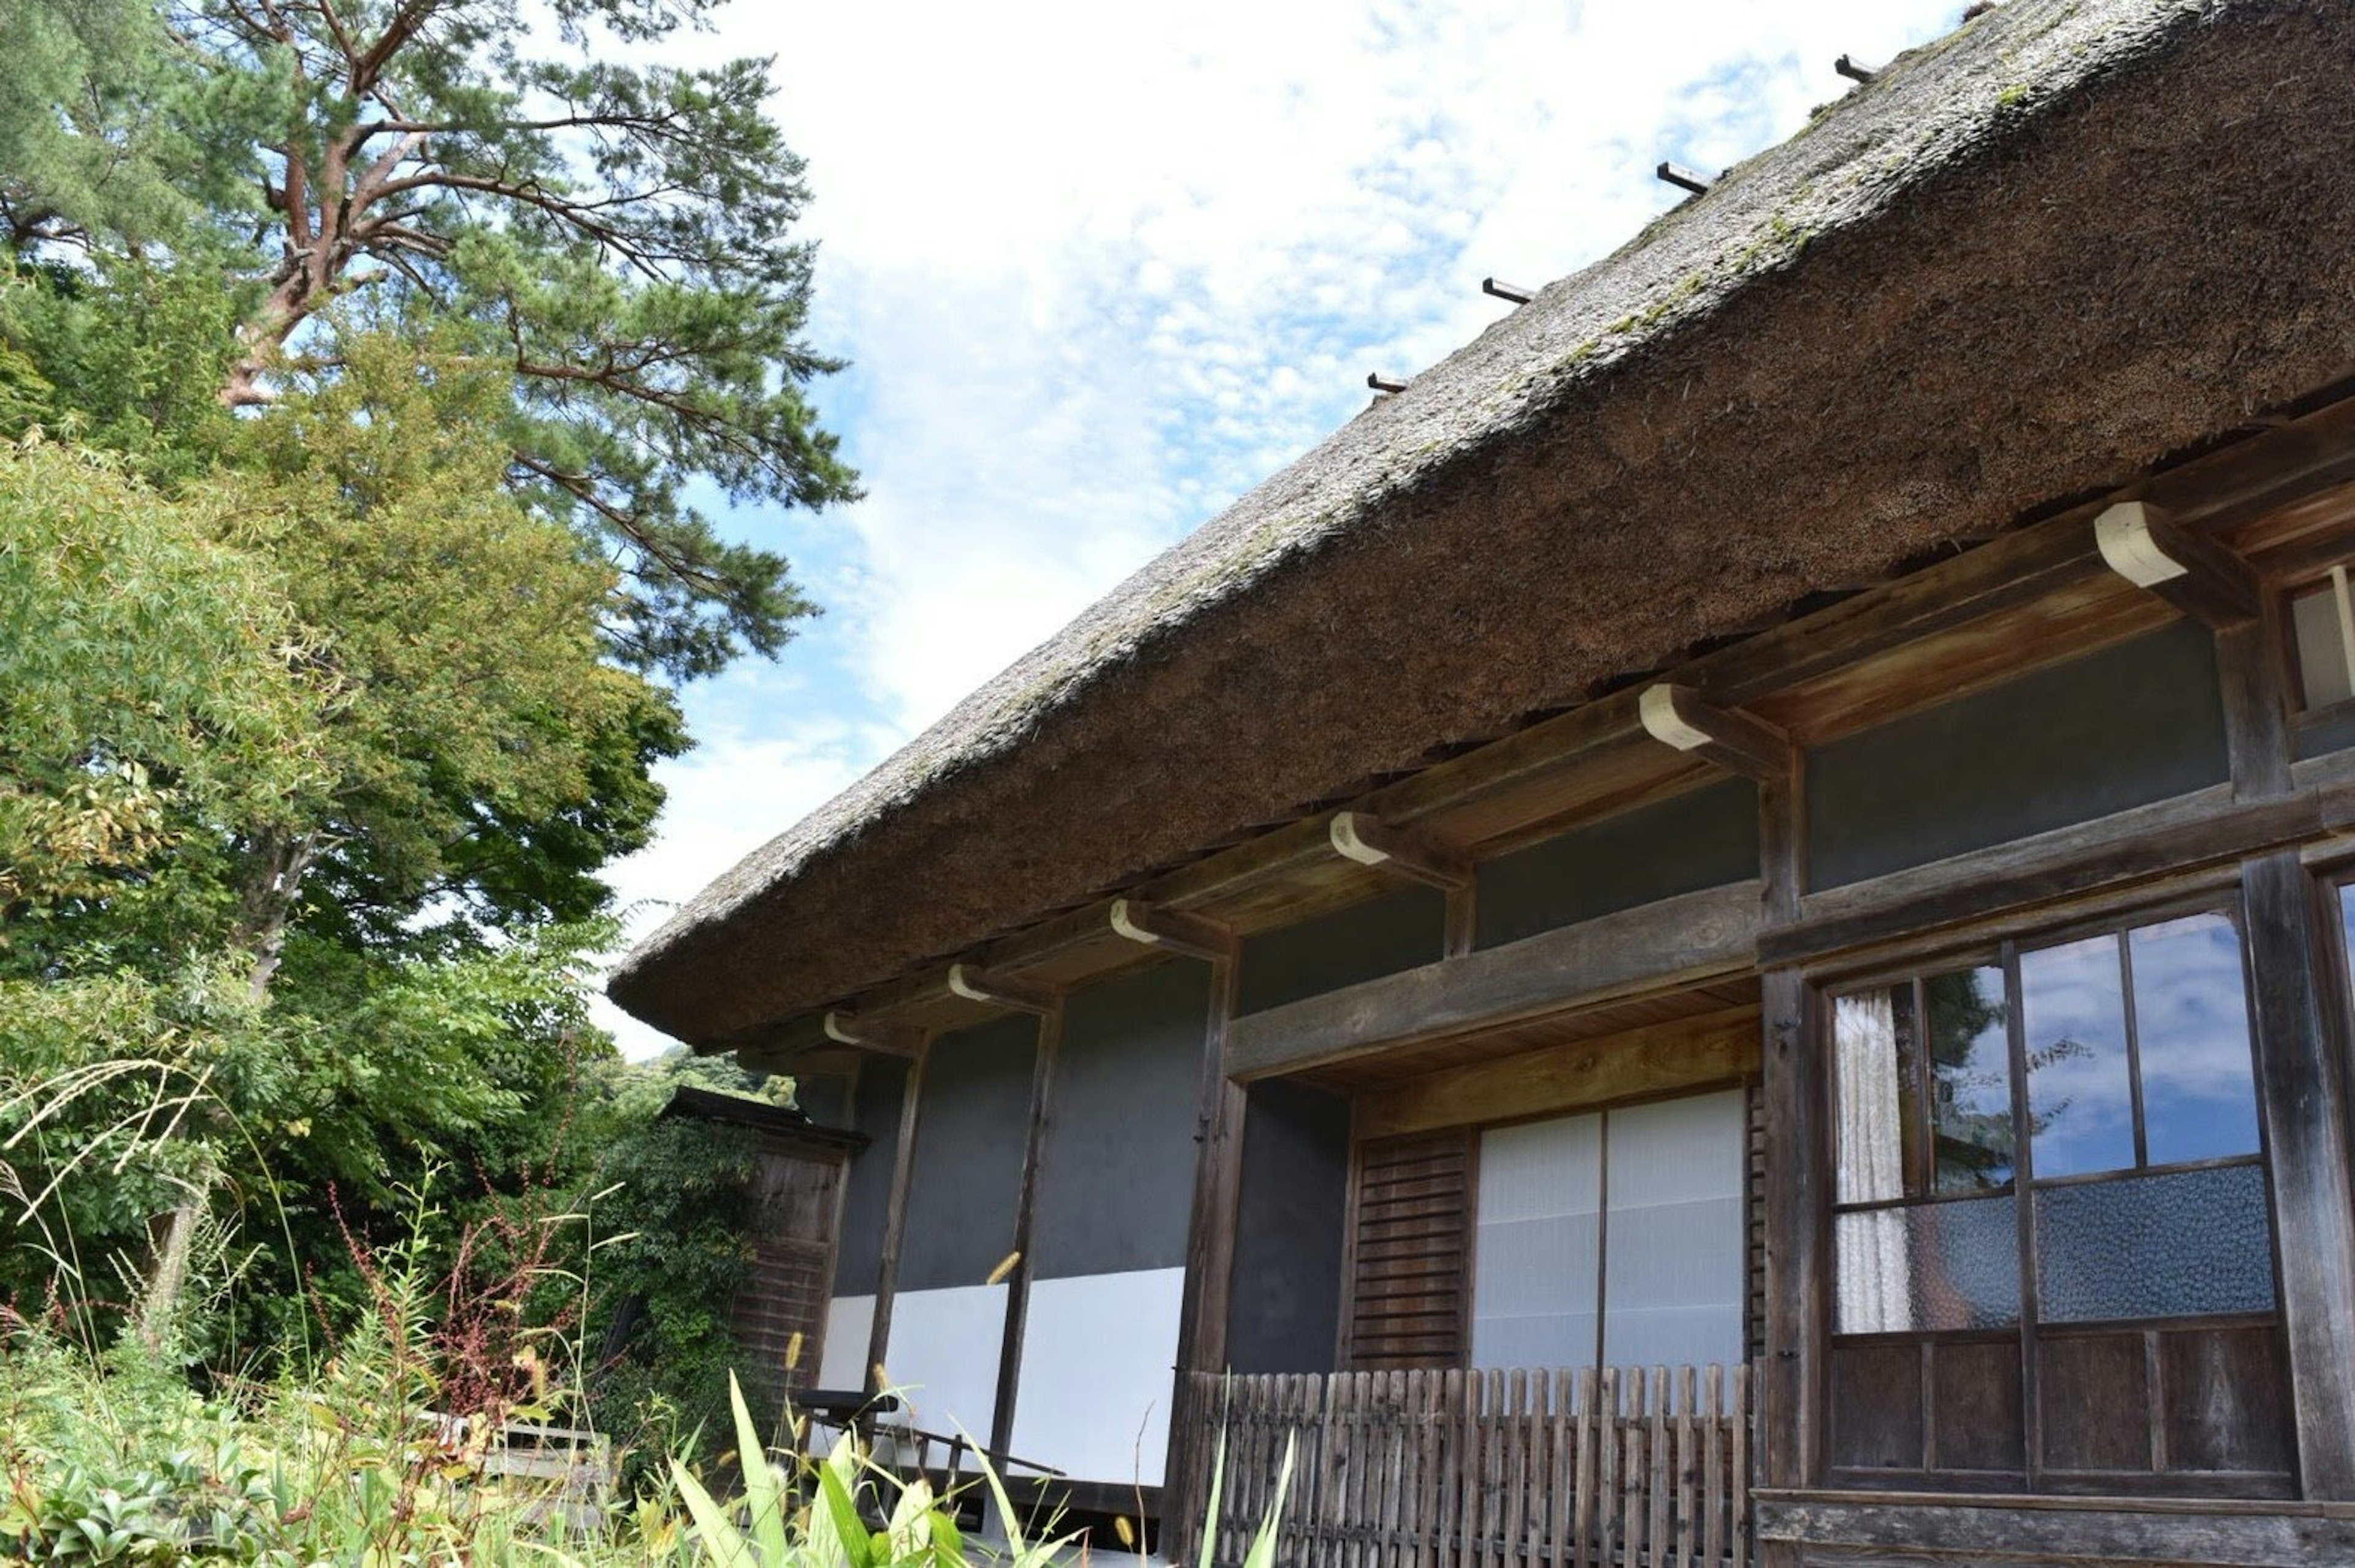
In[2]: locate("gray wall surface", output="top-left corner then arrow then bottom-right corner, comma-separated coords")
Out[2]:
833,1057 -> 908,1296
792,1074 -> 851,1129
1475,779 -> 1759,950
1030,961 -> 1209,1280
1237,883 -> 1446,1016
898,1015 -> 1040,1292
1806,620 -> 2229,890
1226,1079 -> 1352,1375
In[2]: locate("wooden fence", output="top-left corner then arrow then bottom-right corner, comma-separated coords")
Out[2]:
1175,1364 -> 1750,1568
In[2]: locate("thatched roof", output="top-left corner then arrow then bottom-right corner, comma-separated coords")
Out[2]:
613,0 -> 2355,1047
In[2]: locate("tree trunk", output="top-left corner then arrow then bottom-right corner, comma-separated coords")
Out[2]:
138,829 -> 320,1342
234,828 -> 320,1004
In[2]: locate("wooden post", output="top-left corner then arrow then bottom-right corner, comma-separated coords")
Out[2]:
2215,605 -> 2355,1498
2240,850 -> 2355,1499
1162,952 -> 1247,1511
988,1004 -> 1062,1466
864,1038 -> 930,1398
1756,757 -> 1821,1501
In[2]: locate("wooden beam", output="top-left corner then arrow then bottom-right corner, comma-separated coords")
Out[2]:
1224,880 -> 1761,1079
1354,1005 -> 1761,1140
1757,748 -> 1817,1494
2246,852 -> 2355,1502
1762,784 -> 2331,968
945,962 -> 1059,1015
1162,956 -> 1245,1512
864,1039 -> 930,1398
740,396 -> 2355,1061
1755,1496 -> 2355,1564
1110,897 -> 1236,962
1328,809 -> 1471,889
1639,683 -> 1793,782
824,1010 -> 923,1057
2094,500 -> 2260,627
988,1003 -> 1062,1466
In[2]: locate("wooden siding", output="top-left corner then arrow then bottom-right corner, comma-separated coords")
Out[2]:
1178,1364 -> 1750,1568
1346,1133 -> 1472,1371
732,1141 -> 846,1396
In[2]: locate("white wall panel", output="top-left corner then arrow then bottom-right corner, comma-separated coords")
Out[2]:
817,1295 -> 875,1391
1602,1090 -> 1745,1369
1472,1113 -> 1601,1370
884,1283 -> 1007,1449
1010,1267 -> 1185,1483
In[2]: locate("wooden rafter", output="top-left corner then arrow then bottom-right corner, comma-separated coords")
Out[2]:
945,963 -> 1059,1015
2094,500 -> 2260,626
1637,683 -> 1793,782
1109,898 -> 1236,962
823,1010 -> 923,1057
1328,810 -> 1471,889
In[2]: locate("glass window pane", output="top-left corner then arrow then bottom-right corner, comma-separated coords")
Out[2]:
2129,914 -> 2259,1166
1602,1091 -> 1745,1369
1472,1114 -> 1600,1369
1836,1196 -> 2020,1334
1834,985 -> 1920,1204
1924,965 -> 2013,1193
2291,579 -> 2354,710
2022,935 -> 2137,1178
2034,1165 -> 2276,1322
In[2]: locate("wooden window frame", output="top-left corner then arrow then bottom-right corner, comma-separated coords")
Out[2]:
1819,891 -> 2294,1496
1345,1079 -> 1757,1377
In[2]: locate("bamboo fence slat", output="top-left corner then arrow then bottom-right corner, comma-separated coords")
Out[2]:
1180,1361 -> 1749,1567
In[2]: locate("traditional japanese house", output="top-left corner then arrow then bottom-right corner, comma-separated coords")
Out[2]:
608,1 -> 2355,1561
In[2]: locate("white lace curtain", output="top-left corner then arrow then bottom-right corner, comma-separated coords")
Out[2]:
1834,990 -> 1912,1334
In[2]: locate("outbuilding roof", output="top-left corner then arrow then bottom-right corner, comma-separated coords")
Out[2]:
611,0 -> 2355,1047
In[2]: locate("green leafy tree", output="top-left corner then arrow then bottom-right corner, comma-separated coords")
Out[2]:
0,435 -> 323,936
4,0 -> 857,679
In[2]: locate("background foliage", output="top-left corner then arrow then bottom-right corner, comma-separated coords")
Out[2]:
0,0 -> 856,1478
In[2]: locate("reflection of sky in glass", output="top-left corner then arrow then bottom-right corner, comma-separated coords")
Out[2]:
2343,885 -> 2355,1019
2129,914 -> 2257,1165
2022,935 -> 2135,1177
1926,966 -> 2012,1192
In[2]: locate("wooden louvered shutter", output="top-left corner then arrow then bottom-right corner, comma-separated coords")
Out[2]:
1344,1131 -> 1472,1370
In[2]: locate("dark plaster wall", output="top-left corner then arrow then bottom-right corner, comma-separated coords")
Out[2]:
833,1057 -> 908,1297
898,1015 -> 1039,1293
1806,621 -> 2229,890
1474,779 -> 1759,950
792,1074 -> 850,1130
1226,1079 -> 1352,1375
1030,961 -> 1208,1280
1236,883 -> 1446,1016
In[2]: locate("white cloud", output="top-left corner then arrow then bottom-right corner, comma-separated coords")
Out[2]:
604,0 -> 1965,1054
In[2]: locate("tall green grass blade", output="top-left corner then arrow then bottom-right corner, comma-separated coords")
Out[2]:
1193,1427 -> 1227,1568
1238,1434 -> 1296,1568
727,1372 -> 788,1563
814,1461 -> 876,1568
669,1458 -> 756,1567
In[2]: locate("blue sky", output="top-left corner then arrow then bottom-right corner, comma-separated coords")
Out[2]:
597,0 -> 1964,1057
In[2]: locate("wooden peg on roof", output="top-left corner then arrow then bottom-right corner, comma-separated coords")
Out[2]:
1482,278 -> 1534,306
1109,898 -> 1236,963
2093,500 -> 2259,627
1367,373 -> 1408,396
1638,683 -> 1793,782
946,962 -> 1059,1015
1834,54 -> 1878,83
823,1009 -> 923,1057
1329,810 -> 1471,890
1656,162 -> 1715,196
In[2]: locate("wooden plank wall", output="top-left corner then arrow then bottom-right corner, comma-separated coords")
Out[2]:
1179,1364 -> 1750,1568
732,1142 -> 846,1397
1345,1133 -> 1474,1371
